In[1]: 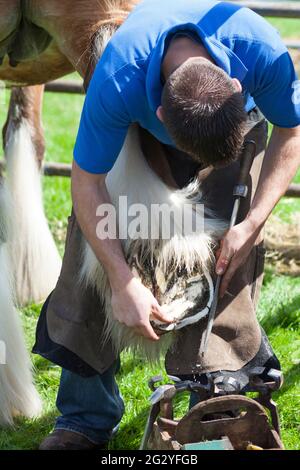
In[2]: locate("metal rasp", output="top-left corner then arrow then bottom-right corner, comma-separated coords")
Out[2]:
199,140 -> 257,357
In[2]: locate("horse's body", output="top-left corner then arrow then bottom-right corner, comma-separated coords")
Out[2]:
0,0 -> 223,425
0,0 -> 134,85
0,0 -> 138,426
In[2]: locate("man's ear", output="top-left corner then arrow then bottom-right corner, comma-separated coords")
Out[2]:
231,78 -> 242,93
156,106 -> 164,122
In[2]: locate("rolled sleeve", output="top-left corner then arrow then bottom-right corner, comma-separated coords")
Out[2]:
74,77 -> 130,174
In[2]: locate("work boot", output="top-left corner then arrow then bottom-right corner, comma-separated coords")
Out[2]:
39,429 -> 108,450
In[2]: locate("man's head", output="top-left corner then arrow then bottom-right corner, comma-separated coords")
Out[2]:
157,57 -> 247,168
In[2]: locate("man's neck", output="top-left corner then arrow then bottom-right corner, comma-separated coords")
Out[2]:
161,36 -> 215,81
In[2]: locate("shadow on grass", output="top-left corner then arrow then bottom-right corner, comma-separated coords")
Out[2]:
275,362 -> 300,398
261,294 -> 300,334
262,265 -> 277,287
117,353 -> 164,381
0,409 -> 57,450
108,392 -> 191,450
109,405 -> 150,451
117,355 -> 146,377
33,355 -> 60,374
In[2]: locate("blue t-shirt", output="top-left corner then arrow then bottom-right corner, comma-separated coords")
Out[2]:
74,0 -> 300,174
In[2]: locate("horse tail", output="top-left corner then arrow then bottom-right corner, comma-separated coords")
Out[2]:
83,0 -> 139,90
96,0 -> 139,28
3,88 -> 61,306
0,185 -> 42,426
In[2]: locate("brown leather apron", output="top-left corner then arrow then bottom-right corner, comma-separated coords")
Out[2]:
36,109 -> 268,376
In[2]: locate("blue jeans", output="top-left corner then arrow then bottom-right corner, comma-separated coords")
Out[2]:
55,359 -> 124,445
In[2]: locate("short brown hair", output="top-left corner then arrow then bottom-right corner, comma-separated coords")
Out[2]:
161,58 -> 247,168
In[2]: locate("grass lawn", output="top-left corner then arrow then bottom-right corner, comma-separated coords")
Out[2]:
0,16 -> 300,450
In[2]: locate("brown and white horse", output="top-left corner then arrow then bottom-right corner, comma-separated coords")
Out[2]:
0,0 -> 224,425
0,0 -> 139,426
79,125 -> 224,360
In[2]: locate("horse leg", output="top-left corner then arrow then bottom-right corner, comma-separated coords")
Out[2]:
2,85 -> 61,306
0,222 -> 42,425
0,88 -> 46,425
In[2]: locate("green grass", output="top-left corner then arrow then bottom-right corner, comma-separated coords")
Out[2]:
1,274 -> 299,450
268,17 -> 300,38
0,16 -> 300,450
267,123 -> 300,221
257,273 -> 300,450
41,91 -> 84,254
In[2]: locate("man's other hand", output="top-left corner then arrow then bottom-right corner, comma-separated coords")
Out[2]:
111,278 -> 174,341
215,218 -> 262,298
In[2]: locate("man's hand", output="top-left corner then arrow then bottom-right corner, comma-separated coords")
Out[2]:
216,218 -> 262,298
72,162 -> 174,342
111,278 -> 174,341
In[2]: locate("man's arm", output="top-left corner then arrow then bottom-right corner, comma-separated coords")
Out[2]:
249,125 -> 300,224
216,124 -> 300,297
71,161 -> 173,340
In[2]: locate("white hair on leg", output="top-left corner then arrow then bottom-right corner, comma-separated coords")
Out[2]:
4,119 -> 61,306
80,125 -> 227,360
0,184 -> 42,426
93,24 -> 117,58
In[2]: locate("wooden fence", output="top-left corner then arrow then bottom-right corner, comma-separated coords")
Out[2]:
234,1 -> 300,18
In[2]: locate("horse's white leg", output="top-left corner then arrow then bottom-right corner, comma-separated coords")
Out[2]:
3,86 -> 61,306
80,126 -> 227,360
0,184 -> 42,426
